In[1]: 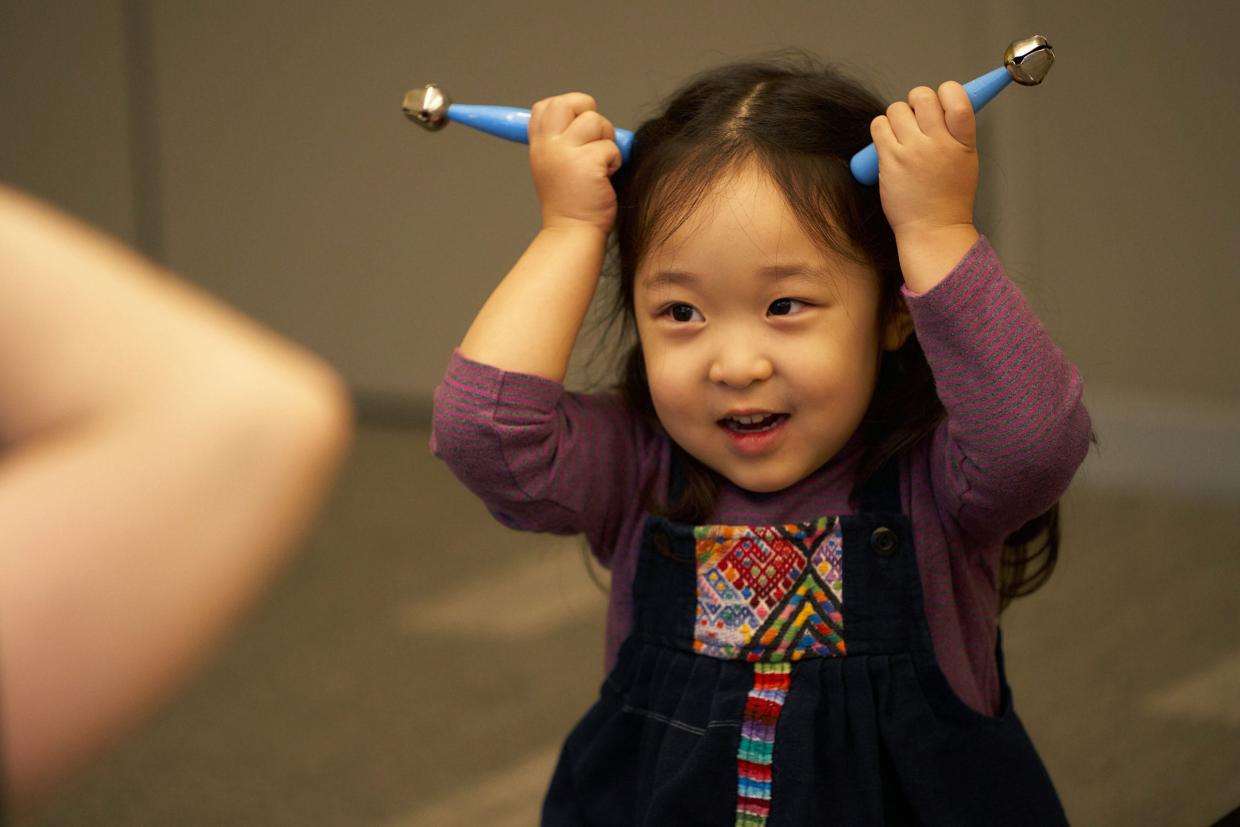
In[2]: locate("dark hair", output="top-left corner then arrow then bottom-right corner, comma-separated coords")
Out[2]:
601,53 -> 1058,610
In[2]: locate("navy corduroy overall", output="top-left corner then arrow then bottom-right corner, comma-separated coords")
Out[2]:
543,460 -> 1068,826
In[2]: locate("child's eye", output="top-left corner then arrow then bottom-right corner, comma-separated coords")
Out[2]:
663,303 -> 704,323
768,298 -> 808,316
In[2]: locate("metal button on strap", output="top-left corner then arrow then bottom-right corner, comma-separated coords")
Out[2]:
870,527 -> 900,557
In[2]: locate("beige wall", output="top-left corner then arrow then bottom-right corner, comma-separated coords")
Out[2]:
1,3 -> 137,242
138,0 -> 985,397
4,1 -> 1238,494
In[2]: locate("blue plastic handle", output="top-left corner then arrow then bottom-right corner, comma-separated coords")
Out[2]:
446,104 -> 635,165
848,65 -> 1013,186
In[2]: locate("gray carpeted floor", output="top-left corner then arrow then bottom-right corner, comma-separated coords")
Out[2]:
20,424 -> 1240,826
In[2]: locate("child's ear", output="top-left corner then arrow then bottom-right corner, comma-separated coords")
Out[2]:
881,299 -> 915,351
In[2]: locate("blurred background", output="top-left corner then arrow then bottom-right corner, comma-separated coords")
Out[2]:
3,1 -> 1238,824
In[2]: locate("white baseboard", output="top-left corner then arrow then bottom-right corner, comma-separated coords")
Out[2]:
1076,388 -> 1240,503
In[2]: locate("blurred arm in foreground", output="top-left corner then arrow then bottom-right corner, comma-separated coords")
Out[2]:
0,184 -> 353,814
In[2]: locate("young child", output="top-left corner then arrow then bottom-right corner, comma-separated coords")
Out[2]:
432,56 -> 1090,826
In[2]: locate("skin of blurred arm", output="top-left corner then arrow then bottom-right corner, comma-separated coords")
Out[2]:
0,184 -> 354,813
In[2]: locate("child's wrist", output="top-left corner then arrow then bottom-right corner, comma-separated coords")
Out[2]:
539,219 -> 610,243
893,220 -> 977,250
894,222 -> 980,294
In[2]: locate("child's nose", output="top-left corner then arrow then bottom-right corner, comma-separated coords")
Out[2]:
708,345 -> 774,388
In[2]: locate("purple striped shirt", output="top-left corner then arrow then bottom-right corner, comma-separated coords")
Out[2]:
430,236 -> 1091,715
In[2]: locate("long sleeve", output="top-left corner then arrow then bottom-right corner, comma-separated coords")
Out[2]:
905,236 -> 1092,545
430,350 -> 662,564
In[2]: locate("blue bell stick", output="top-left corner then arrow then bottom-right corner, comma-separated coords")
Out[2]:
404,36 -> 1050,182
403,87 -> 634,165
848,36 -> 1054,186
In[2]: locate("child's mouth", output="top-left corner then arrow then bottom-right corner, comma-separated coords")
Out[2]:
719,412 -> 789,433
718,412 -> 789,454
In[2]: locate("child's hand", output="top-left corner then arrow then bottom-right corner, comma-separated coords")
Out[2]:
459,94 -> 619,380
870,81 -> 980,291
529,93 -> 622,236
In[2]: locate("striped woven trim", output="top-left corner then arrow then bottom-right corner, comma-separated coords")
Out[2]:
735,662 -> 791,826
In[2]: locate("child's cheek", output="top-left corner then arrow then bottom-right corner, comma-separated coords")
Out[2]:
645,357 -> 692,422
640,342 -> 668,389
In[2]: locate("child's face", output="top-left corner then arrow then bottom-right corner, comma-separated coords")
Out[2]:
634,161 -> 902,493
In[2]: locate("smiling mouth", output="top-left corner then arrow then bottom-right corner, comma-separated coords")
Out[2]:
719,413 -> 790,433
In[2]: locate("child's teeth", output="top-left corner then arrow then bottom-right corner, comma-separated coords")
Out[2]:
724,413 -> 784,432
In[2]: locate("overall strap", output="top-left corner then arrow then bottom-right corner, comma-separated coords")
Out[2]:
856,456 -> 901,514
841,454 -> 929,656
665,445 -> 689,504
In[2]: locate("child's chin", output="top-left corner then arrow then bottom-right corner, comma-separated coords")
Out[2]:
718,464 -> 804,495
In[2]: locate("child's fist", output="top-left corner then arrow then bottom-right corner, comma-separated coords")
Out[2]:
870,81 -> 978,243
528,93 -> 622,235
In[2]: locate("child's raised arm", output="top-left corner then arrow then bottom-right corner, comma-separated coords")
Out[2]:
459,93 -> 622,381
433,94 -> 652,550
872,83 -> 1090,540
870,81 -> 981,293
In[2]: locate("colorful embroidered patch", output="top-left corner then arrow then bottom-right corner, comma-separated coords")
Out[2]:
693,517 -> 844,661
735,662 -> 791,826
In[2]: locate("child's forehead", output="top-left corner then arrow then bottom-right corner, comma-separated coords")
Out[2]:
640,177 -> 853,279
649,162 -> 824,248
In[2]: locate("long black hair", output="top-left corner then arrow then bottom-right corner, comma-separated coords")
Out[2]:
603,53 -> 1056,609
